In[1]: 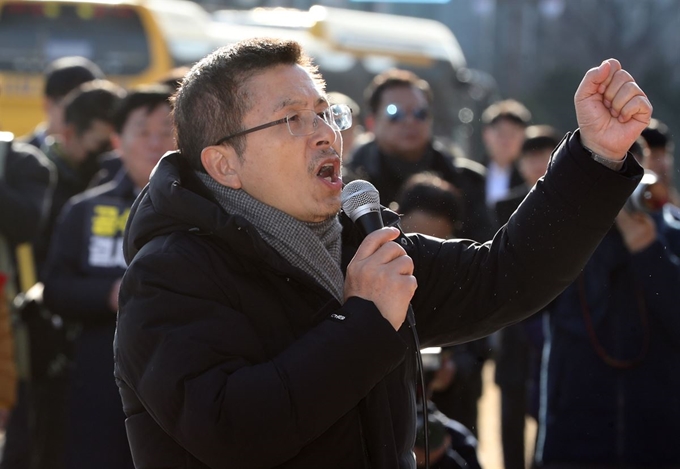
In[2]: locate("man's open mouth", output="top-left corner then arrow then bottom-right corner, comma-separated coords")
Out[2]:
316,162 -> 339,182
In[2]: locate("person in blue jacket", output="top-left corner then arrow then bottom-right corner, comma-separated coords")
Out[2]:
41,84 -> 175,469
535,167 -> 680,467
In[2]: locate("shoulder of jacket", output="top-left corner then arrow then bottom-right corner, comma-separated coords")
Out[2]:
346,139 -> 377,166
7,140 -> 53,169
67,180 -> 123,208
452,156 -> 487,178
431,140 -> 487,178
131,230 -> 254,299
132,231 -> 212,269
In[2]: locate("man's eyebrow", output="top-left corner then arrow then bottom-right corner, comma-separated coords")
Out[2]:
273,96 -> 329,113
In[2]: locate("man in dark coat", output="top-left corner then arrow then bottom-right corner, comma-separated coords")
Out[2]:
35,79 -> 126,275
480,99 -> 531,209
114,39 -> 650,469
42,86 -> 175,469
492,125 -> 561,469
21,56 -> 104,151
0,132 -> 54,468
345,68 -> 494,242
535,200 -> 680,468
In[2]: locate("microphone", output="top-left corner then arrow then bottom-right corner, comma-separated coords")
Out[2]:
341,180 -> 384,237
342,179 -> 431,468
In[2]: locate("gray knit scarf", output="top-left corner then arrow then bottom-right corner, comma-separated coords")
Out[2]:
196,172 -> 345,303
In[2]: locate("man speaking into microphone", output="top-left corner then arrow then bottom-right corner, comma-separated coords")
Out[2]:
114,38 -> 650,469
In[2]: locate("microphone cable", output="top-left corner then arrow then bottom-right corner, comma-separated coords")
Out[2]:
407,305 -> 430,469
341,182 -> 430,467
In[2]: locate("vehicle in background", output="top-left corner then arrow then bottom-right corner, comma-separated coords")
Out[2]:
210,5 -> 499,157
0,0 -> 212,136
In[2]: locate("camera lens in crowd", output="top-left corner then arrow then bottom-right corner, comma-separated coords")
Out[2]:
625,170 -> 669,214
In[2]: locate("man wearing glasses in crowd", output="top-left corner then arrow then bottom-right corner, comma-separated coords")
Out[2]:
345,69 -> 497,434
345,68 -> 495,241
114,39 -> 650,468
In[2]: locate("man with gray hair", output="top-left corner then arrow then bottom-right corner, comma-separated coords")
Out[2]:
114,39 -> 650,469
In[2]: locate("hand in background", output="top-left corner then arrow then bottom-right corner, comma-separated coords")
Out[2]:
616,209 -> 657,253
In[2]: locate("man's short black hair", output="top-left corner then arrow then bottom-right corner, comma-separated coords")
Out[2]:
114,85 -> 174,134
364,68 -> 433,115
641,118 -> 672,150
481,99 -> 532,127
395,172 -> 464,231
521,125 -> 561,156
628,136 -> 651,163
63,80 -> 126,136
44,56 -> 105,101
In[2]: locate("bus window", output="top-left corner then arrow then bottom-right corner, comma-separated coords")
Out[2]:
145,0 -> 214,67
0,0 -> 184,136
0,3 -> 150,77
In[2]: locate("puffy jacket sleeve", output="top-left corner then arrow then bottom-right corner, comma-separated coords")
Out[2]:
114,237 -> 407,468
410,131 -> 644,347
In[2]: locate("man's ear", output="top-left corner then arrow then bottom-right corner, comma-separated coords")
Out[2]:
61,123 -> 76,145
481,125 -> 492,144
43,97 -> 55,115
364,114 -> 376,133
200,145 -> 242,189
111,132 -> 122,152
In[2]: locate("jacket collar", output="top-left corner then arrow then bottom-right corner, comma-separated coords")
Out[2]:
124,151 -> 409,275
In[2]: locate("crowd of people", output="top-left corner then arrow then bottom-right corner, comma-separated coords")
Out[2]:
0,37 -> 674,469
0,57 -> 176,469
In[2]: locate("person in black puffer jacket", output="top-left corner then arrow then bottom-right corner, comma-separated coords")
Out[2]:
114,39 -> 648,469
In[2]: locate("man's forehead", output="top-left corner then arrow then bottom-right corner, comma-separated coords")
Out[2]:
244,64 -> 326,112
378,86 -> 427,108
489,118 -> 525,130
126,104 -> 170,124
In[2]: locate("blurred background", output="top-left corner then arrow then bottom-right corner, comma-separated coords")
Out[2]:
0,3 -> 677,468
0,0 -> 678,190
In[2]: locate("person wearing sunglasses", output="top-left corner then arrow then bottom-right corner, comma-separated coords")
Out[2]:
113,38 -> 649,469
346,69 -> 496,434
345,68 -> 495,242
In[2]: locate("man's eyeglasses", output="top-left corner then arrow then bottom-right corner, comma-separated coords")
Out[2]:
213,103 -> 352,146
383,104 -> 431,123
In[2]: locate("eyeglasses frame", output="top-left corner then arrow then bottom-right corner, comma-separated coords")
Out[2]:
213,104 -> 352,146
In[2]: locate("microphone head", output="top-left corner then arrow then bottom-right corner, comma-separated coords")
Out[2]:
341,179 -> 381,222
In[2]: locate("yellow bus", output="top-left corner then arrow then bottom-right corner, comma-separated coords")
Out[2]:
0,0 -> 213,136
210,6 -> 498,155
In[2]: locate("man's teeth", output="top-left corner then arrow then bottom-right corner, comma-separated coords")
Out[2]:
318,165 -> 334,180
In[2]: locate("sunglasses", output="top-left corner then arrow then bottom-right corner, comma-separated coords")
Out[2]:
383,104 -> 431,123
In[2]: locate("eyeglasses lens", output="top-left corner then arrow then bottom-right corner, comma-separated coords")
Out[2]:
286,104 -> 352,136
330,104 -> 352,131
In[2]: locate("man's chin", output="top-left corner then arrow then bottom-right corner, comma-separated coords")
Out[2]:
318,202 -> 342,222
